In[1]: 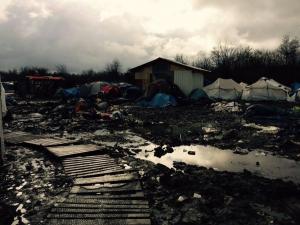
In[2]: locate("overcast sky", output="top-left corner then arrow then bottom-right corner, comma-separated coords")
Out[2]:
0,0 -> 299,72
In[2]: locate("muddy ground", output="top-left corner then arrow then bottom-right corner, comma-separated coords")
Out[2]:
1,99 -> 300,225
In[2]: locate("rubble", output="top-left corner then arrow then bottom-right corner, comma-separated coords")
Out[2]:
1,96 -> 300,225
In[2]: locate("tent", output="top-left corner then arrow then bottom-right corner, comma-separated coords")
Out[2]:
291,82 -> 300,92
63,87 -> 80,98
189,88 -> 208,101
242,77 -> 291,101
100,84 -> 121,98
123,86 -> 143,100
137,93 -> 177,108
203,78 -> 243,100
145,79 -> 185,99
79,81 -> 109,98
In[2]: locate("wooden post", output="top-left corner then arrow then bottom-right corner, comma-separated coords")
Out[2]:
0,76 -> 5,166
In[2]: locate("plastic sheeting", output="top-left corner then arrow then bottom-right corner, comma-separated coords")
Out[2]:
137,93 -> 177,108
242,77 -> 291,101
189,88 -> 208,101
203,78 -> 243,100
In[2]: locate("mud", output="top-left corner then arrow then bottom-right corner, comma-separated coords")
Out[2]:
1,99 -> 300,225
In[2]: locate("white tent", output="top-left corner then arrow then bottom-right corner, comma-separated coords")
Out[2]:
242,77 -> 291,101
203,78 -> 243,100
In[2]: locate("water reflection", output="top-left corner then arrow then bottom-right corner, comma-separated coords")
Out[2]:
136,145 -> 300,183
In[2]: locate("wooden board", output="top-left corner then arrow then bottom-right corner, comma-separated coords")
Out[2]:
74,173 -> 138,185
71,181 -> 142,194
63,155 -> 113,163
24,137 -> 77,147
46,144 -> 104,158
47,218 -> 151,225
4,131 -> 41,144
68,192 -> 145,199
47,213 -> 150,219
63,199 -> 149,205
56,203 -> 149,209
51,208 -> 150,214
67,169 -> 136,179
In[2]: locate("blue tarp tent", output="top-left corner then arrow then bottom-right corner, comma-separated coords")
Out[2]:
291,82 -> 300,92
189,88 -> 208,101
137,93 -> 177,108
63,87 -> 80,98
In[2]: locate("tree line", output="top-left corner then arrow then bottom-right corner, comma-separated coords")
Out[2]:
174,35 -> 300,85
0,59 -> 133,88
0,35 -> 299,87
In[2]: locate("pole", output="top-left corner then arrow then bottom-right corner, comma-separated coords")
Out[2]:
0,76 -> 5,166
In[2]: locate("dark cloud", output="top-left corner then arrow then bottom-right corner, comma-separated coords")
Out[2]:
0,0 -> 298,72
192,0 -> 300,42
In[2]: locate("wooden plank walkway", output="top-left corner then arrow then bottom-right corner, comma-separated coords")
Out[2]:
46,151 -> 151,225
46,144 -> 105,158
4,131 -> 41,144
24,137 -> 78,147
4,131 -> 151,224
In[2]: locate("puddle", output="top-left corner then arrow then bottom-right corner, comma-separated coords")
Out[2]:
68,130 -> 300,183
136,144 -> 300,184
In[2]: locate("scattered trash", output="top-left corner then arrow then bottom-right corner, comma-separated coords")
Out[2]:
177,195 -> 188,202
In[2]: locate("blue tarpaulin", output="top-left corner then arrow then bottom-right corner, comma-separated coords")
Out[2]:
189,88 -> 208,101
137,93 -> 177,108
63,87 -> 80,98
291,82 -> 300,91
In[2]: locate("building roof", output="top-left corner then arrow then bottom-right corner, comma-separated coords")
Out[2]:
26,76 -> 64,81
129,57 -> 210,73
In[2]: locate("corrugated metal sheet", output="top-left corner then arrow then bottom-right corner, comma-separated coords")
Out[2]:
174,70 -> 204,95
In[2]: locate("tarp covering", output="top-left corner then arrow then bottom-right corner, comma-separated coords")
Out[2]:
242,77 -> 291,101
145,79 -> 185,99
189,88 -> 208,101
137,93 -> 177,108
79,81 -> 109,98
63,87 -> 80,98
123,86 -> 143,100
291,82 -> 300,92
203,78 -> 243,100
100,84 -> 121,98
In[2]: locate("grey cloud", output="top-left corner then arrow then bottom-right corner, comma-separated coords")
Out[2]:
0,0 -> 299,72
192,0 -> 300,43
0,1 -> 150,72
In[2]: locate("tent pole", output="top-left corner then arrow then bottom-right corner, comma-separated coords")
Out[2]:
0,76 -> 5,166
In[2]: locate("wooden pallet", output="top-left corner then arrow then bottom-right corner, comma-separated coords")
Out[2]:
47,153 -> 151,225
46,144 -> 104,158
24,137 -> 78,147
4,131 -> 41,144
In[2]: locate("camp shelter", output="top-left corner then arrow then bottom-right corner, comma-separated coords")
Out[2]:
189,88 -> 208,101
79,81 -> 108,98
17,76 -> 64,98
137,93 -> 177,108
130,57 -> 210,95
242,77 -> 291,101
203,78 -> 243,100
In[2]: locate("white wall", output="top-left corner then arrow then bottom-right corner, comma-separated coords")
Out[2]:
174,70 -> 204,95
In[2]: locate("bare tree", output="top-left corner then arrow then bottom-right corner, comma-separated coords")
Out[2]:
278,35 -> 300,65
105,59 -> 122,81
56,64 -> 69,76
174,54 -> 189,65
